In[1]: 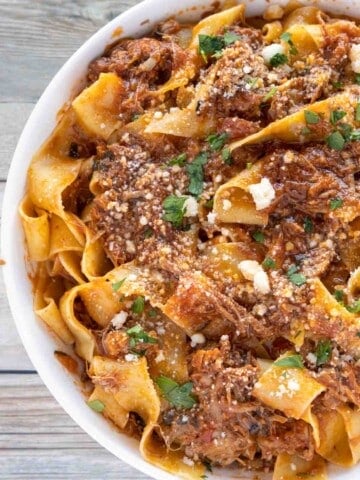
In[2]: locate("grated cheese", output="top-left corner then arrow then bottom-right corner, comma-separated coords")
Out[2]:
249,177 -> 275,210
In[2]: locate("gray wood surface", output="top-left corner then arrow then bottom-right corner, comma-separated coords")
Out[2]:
0,1 -> 150,478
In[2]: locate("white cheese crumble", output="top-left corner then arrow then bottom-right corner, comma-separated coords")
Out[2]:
125,239 -> 136,254
249,177 -> 275,210
262,43 -> 285,64
153,111 -> 163,119
139,215 -> 148,225
306,352 -> 317,365
184,196 -> 199,217
155,350 -> 165,363
222,199 -> 232,211
190,333 -> 206,347
238,260 -> 271,294
350,44 -> 360,73
125,353 -> 138,362
207,212 -> 217,224
111,311 -> 128,329
182,456 -> 194,467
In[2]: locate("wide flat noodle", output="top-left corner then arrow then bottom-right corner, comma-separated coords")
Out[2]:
19,196 -> 50,262
273,453 -> 327,480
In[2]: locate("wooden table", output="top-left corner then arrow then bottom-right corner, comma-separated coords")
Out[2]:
0,1 -> 150,478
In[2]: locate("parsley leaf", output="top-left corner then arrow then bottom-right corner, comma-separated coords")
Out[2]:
262,257 -> 276,269
330,109 -> 346,125
207,132 -> 229,151
280,32 -> 298,55
287,265 -> 307,286
205,198 -> 214,209
270,53 -> 288,67
148,309 -> 158,318
252,231 -> 265,243
155,376 -> 197,409
223,31 -> 241,45
112,278 -> 126,292
262,86 -> 277,102
326,131 -> 345,150
198,34 -> 224,60
222,147 -> 232,165
143,228 -> 153,239
168,153 -> 187,167
87,399 -> 105,413
315,340 -> 332,366
349,129 -> 360,141
162,195 -> 187,228
332,81 -> 344,90
355,74 -> 360,85
126,324 -> 158,348
356,103 -> 360,122
274,354 -> 304,369
329,198 -> 343,210
346,300 -> 360,313
303,217 -> 313,233
186,152 -> 208,196
131,296 -> 145,314
333,289 -> 344,303
304,110 -> 320,124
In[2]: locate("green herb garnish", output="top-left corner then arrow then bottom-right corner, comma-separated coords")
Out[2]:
186,152 -> 208,196
205,198 -> 214,209
224,31 -> 241,45
207,132 -> 229,151
222,147 -> 232,165
326,131 -> 345,151
355,103 -> 360,122
148,309 -> 158,318
168,153 -> 187,167
252,231 -> 265,243
274,354 -> 304,369
333,289 -> 344,303
126,324 -> 158,347
315,340 -> 332,366
198,34 -> 224,60
112,278 -> 126,292
280,32 -> 298,55
287,265 -> 307,286
162,195 -> 187,228
355,74 -> 360,85
332,81 -> 344,90
155,376 -> 197,409
330,109 -> 346,125
329,198 -> 343,210
304,110 -> 320,124
269,53 -> 288,67
262,257 -> 276,269
143,228 -> 154,239
87,399 -> 105,413
262,86 -> 277,102
131,296 -> 145,314
304,217 -> 313,233
346,300 -> 360,313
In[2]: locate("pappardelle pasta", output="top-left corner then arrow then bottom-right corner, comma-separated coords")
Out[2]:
20,2 -> 360,479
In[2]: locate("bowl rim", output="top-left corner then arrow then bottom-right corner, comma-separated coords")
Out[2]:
2,0 -> 360,479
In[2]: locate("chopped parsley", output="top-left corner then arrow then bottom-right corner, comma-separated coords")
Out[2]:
204,197 -> 214,209
326,131 -> 345,151
148,309 -> 158,318
87,399 -> 105,413
262,257 -> 276,269
346,300 -> 360,313
186,152 -> 208,196
269,53 -> 288,67
274,354 -> 304,369
206,132 -> 229,151
304,110 -> 320,125
112,278 -> 126,292
287,265 -> 307,286
280,32 -> 298,55
333,289 -> 344,303
252,231 -> 265,243
126,324 -> 157,348
131,296 -> 145,314
315,340 -> 332,366
155,376 -> 197,409
167,153 -> 187,167
339,123 -> 354,141
222,147 -> 232,165
332,81 -> 344,90
303,217 -> 313,233
349,128 -> 360,141
356,103 -> 360,122
329,198 -> 343,210
330,109 -> 346,125
301,126 -> 311,136
143,228 -> 154,239
198,32 -> 240,61
262,86 -> 277,102
355,74 -> 360,85
162,195 -> 187,228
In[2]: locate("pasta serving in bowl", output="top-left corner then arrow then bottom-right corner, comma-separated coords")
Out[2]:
3,0 -> 360,479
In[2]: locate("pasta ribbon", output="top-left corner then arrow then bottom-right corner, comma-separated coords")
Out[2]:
274,453 -> 327,480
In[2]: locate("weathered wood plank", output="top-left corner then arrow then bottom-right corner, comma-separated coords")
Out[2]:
0,374 -> 150,479
0,103 -> 34,181
0,0 -> 139,102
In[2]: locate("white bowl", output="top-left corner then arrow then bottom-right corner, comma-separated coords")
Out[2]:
2,0 -> 360,479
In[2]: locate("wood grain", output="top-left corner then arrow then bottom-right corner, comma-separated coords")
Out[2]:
0,1 -> 152,478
